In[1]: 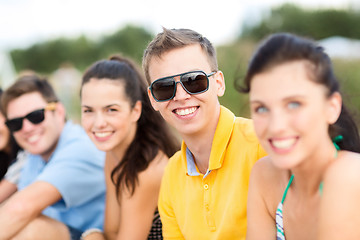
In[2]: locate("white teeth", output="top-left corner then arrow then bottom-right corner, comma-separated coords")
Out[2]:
175,107 -> 197,116
272,138 -> 296,149
28,134 -> 40,143
94,132 -> 112,138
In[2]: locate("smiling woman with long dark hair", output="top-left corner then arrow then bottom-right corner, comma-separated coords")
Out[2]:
80,54 -> 180,240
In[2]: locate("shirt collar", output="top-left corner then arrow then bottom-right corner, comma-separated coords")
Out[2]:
184,106 -> 235,177
186,147 -> 212,177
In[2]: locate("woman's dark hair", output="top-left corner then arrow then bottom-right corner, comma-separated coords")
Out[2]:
82,54 -> 180,197
239,33 -> 360,152
0,89 -> 21,179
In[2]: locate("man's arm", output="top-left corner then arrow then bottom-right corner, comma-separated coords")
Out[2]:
0,181 -> 61,239
0,179 -> 17,203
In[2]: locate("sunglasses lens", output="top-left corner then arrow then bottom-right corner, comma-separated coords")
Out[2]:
5,118 -> 23,132
27,109 -> 45,124
181,72 -> 208,94
5,109 -> 45,132
151,78 -> 176,101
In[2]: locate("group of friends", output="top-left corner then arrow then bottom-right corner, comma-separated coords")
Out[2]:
0,28 -> 359,240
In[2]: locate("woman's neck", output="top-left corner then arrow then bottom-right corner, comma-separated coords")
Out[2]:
291,138 -> 337,195
109,124 -> 137,162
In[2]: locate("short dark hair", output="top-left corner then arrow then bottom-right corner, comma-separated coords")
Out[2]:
1,74 -> 58,117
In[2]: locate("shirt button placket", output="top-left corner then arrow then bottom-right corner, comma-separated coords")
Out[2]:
203,180 -> 215,230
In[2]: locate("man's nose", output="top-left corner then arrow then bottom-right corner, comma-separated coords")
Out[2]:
173,80 -> 191,101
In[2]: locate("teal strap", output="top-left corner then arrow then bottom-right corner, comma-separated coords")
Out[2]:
281,136 -> 342,201
319,135 -> 343,195
319,182 -> 323,195
332,135 -> 343,151
281,175 -> 294,204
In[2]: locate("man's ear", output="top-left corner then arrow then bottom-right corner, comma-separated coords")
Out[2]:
147,88 -> 159,111
326,92 -> 342,124
215,71 -> 225,97
54,102 -> 67,121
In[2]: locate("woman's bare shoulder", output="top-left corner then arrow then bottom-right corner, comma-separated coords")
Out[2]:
250,156 -> 290,200
324,151 -> 360,185
248,156 -> 291,220
137,151 -> 169,187
319,151 -> 360,239
252,156 -> 286,181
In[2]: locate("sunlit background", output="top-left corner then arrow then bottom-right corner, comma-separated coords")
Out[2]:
1,0 -> 359,125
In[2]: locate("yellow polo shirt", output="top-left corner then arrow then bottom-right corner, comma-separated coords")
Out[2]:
158,106 -> 266,240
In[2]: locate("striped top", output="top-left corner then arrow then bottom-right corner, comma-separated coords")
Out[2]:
275,175 -> 324,240
275,175 -> 294,240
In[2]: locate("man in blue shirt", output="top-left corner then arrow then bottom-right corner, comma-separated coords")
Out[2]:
0,74 -> 105,240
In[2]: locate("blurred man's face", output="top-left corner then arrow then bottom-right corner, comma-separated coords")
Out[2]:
6,92 -> 64,160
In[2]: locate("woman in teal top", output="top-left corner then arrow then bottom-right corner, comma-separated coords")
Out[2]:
240,33 -> 360,239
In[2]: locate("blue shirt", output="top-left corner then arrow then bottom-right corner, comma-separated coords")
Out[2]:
18,121 -> 106,231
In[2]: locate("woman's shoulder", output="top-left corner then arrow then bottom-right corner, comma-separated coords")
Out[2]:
249,156 -> 291,215
324,151 -> 360,185
320,151 -> 360,228
252,156 -> 286,180
251,156 -> 290,196
138,151 -> 168,185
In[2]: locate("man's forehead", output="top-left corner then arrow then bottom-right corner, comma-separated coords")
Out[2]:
7,92 -> 47,117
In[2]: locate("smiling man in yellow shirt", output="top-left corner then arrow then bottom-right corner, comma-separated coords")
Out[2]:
142,28 -> 266,239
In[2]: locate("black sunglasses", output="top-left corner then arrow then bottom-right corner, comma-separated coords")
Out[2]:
149,70 -> 217,102
5,102 -> 57,132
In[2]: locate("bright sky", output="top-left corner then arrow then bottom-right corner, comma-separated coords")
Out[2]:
0,0 -> 357,51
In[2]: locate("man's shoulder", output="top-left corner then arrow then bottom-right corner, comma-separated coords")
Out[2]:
166,150 -> 183,168
232,116 -> 258,142
60,122 -> 95,148
62,121 -> 87,139
218,106 -> 256,135
162,150 -> 185,178
53,122 -> 104,161
234,116 -> 254,126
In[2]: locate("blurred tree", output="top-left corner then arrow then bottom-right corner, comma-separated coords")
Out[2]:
11,36 -> 98,74
7,18 -> 360,128
98,25 -> 154,64
10,24 -> 153,74
241,4 -> 360,40
217,40 -> 256,118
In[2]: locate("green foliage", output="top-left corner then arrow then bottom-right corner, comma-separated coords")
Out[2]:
333,59 -> 360,125
7,17 -> 360,129
241,4 -> 360,40
217,39 -> 256,118
10,25 -> 154,74
98,25 -> 154,64
11,36 -> 98,74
